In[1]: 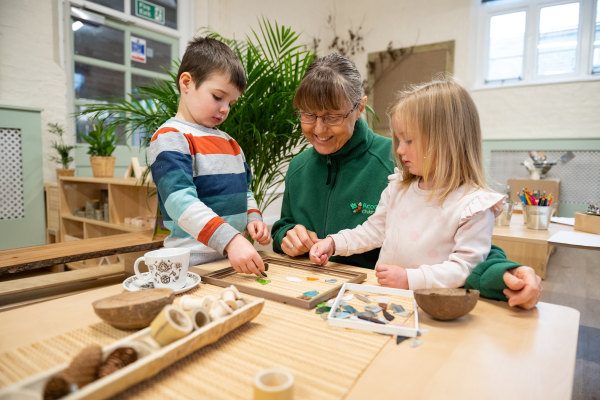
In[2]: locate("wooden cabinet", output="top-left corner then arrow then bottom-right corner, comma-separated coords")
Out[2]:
58,176 -> 157,242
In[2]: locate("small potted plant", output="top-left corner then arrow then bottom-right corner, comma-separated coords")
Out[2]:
48,122 -> 76,181
80,117 -> 119,177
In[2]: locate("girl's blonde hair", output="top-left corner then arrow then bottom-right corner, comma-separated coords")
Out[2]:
389,78 -> 486,203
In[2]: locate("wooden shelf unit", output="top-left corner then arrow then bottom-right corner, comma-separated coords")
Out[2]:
58,176 -> 157,243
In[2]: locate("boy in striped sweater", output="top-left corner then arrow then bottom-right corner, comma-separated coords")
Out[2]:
149,37 -> 270,276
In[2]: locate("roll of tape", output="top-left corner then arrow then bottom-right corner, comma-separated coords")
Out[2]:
253,368 -> 294,400
150,305 -> 193,346
188,307 -> 211,330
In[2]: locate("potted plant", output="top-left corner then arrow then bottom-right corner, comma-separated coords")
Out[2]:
79,117 -> 119,177
48,122 -> 76,181
79,18 -> 313,211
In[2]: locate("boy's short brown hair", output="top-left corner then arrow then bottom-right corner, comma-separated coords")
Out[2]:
176,36 -> 246,93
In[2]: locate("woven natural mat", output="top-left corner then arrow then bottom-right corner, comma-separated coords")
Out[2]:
0,283 -> 390,399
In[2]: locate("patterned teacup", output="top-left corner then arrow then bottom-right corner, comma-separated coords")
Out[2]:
133,248 -> 190,290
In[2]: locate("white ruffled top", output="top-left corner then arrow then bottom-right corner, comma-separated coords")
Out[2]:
331,171 -> 504,290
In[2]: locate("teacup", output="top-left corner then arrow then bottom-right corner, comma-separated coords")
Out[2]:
133,248 -> 190,290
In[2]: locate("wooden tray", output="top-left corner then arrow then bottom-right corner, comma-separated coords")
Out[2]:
201,256 -> 367,309
0,298 -> 264,400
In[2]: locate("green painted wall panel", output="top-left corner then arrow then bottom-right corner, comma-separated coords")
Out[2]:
0,105 -> 45,250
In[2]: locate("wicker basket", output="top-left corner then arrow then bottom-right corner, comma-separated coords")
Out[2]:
55,168 -> 75,181
90,156 -> 116,177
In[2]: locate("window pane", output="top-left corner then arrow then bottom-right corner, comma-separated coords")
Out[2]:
537,2 -> 580,76
131,35 -> 173,73
593,3 -> 600,72
131,0 -> 177,29
74,62 -> 124,101
73,19 -> 124,64
487,11 -> 526,81
88,0 -> 124,12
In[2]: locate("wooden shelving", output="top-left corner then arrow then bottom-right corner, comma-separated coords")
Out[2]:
58,177 -> 158,267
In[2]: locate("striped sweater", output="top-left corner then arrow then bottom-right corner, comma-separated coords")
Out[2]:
149,118 -> 262,263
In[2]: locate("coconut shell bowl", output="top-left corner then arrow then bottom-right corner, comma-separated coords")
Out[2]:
92,288 -> 175,329
414,288 -> 479,321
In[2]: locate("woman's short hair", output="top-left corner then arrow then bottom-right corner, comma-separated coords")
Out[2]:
388,77 -> 486,202
293,53 -> 363,112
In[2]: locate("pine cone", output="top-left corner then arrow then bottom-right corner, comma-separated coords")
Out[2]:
43,376 -> 70,400
61,344 -> 103,388
97,347 -> 138,378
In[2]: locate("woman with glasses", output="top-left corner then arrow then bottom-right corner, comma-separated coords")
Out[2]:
270,53 -> 542,309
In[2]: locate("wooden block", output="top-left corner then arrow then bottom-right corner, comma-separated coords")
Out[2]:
574,212 -> 600,234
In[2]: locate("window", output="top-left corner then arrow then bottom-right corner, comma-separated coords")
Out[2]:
477,0 -> 599,86
68,0 -> 182,145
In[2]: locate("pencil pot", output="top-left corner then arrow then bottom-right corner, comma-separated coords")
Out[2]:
523,205 -> 554,230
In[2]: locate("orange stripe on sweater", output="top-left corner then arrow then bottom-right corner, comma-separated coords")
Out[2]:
197,216 -> 226,245
183,134 -> 241,156
247,209 -> 262,216
151,127 -> 180,142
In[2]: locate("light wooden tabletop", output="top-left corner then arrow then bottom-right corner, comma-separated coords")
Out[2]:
0,258 -> 581,399
493,213 -> 574,244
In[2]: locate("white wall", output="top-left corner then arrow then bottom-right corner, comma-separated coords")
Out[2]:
0,0 -> 72,183
0,0 -> 597,186
198,0 -> 599,140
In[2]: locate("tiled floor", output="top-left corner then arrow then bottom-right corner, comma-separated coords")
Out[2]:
541,246 -> 600,400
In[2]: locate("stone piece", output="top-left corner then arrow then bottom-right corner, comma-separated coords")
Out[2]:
364,305 -> 382,313
302,290 -> 319,297
356,294 -> 371,303
382,309 -> 395,321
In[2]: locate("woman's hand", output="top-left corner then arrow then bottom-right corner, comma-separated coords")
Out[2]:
503,266 -> 542,310
225,234 -> 265,276
281,224 -> 319,257
375,264 -> 409,289
247,221 -> 271,245
309,237 -> 335,265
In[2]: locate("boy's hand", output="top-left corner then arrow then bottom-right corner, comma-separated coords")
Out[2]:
309,237 -> 335,265
225,234 -> 265,276
247,221 -> 271,245
375,264 -> 409,289
282,224 -> 319,257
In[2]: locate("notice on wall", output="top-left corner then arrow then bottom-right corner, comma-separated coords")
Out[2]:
131,36 -> 146,63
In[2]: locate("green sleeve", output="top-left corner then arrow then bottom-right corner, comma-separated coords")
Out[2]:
464,245 -> 522,301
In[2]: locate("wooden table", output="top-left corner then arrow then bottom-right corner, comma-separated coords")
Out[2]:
0,259 -> 580,400
492,213 -> 573,278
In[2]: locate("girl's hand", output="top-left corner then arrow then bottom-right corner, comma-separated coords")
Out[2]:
375,264 -> 409,289
309,237 -> 335,265
282,224 -> 319,257
247,221 -> 271,245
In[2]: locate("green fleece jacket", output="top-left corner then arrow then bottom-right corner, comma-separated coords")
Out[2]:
271,118 -> 520,301
272,118 -> 394,268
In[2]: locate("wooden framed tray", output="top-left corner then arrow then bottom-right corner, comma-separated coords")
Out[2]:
328,283 -> 419,337
201,255 -> 367,309
0,297 -> 264,400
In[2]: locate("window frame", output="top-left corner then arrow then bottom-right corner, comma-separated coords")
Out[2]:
473,0 -> 600,89
64,0 -> 191,146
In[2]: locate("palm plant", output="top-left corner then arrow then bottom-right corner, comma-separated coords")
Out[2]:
80,18 -> 314,211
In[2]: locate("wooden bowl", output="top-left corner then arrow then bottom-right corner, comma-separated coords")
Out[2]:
414,288 -> 479,321
92,289 -> 175,329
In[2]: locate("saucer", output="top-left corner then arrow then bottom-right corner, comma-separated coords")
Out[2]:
123,272 -> 201,294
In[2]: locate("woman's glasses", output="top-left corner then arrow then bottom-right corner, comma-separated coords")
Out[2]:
297,103 -> 359,126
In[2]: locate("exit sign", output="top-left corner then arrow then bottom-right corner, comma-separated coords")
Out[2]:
135,0 -> 165,25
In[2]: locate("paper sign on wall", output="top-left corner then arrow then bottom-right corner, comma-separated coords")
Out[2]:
131,36 -> 146,63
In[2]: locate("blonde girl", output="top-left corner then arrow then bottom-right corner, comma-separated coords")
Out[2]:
310,78 -> 504,290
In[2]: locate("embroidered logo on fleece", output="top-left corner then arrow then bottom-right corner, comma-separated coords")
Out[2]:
349,201 -> 376,215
